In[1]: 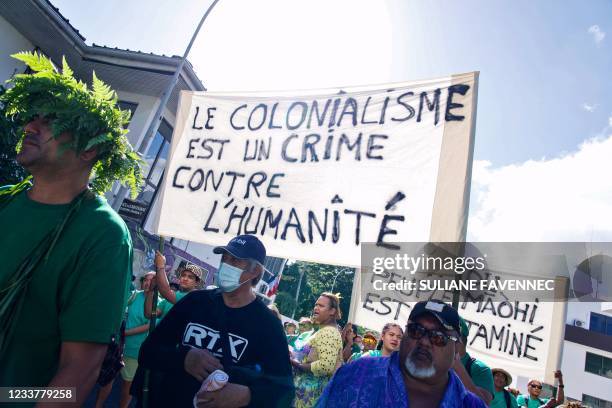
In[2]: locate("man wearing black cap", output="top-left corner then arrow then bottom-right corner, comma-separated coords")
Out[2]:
136,235 -> 294,407
316,300 -> 486,407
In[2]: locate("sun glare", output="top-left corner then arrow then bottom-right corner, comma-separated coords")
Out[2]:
194,0 -> 393,92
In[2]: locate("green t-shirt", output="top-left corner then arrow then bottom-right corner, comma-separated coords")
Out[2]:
286,334 -> 299,348
124,291 -> 149,359
516,394 -> 550,408
0,189 -> 132,387
491,389 -> 519,408
157,290 -> 190,316
461,353 -> 495,399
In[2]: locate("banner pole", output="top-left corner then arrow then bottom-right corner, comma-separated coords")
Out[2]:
142,235 -> 165,408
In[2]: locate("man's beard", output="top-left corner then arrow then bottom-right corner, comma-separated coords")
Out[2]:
404,348 -> 436,379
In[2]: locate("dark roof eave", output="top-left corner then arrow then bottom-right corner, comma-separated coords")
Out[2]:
33,0 -> 206,91
86,45 -> 206,91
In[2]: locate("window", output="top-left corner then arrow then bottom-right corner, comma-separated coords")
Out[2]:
134,118 -> 172,223
585,352 -> 612,379
590,312 -> 612,336
117,101 -> 138,123
583,394 -> 612,408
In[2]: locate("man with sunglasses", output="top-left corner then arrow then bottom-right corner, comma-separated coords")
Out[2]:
516,372 -> 564,408
316,300 -> 486,407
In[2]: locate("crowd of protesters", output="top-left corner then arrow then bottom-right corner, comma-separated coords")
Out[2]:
0,51 -> 584,408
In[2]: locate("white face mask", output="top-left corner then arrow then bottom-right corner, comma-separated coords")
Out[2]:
215,262 -> 250,292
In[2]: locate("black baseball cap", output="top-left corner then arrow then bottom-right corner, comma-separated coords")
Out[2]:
213,235 -> 266,265
408,300 -> 461,333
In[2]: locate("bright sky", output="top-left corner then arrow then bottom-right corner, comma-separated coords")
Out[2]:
52,0 -> 612,241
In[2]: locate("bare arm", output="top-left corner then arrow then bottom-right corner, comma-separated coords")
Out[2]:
144,286 -> 164,319
39,341 -> 107,407
155,251 -> 177,304
554,371 -> 564,406
340,325 -> 354,362
125,323 -> 150,336
452,358 -> 493,406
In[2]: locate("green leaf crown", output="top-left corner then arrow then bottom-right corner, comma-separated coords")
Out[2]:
0,51 -> 144,197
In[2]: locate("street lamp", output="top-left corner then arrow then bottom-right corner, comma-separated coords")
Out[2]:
331,268 -> 354,293
292,268 -> 305,320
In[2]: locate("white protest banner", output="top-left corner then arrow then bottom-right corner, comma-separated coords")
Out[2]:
350,242 -> 575,383
156,72 -> 478,266
353,296 -> 562,383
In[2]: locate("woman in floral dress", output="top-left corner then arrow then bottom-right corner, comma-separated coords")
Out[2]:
291,292 -> 344,408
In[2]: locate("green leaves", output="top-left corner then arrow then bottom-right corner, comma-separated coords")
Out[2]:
84,132 -> 113,151
0,51 -> 144,197
92,72 -> 115,102
61,56 -> 73,80
11,51 -> 55,73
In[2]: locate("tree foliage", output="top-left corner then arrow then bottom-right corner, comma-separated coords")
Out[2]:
0,52 -> 143,196
0,85 -> 28,186
276,261 -> 355,326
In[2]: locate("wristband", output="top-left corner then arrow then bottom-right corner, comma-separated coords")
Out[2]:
558,384 -> 564,388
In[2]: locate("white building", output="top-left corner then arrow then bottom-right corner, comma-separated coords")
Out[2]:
559,302 -> 612,406
0,0 -> 285,300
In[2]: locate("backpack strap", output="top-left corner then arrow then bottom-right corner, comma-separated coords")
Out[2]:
503,389 -> 511,408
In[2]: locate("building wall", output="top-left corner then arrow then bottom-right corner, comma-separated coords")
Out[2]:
116,90 -> 160,150
565,301 -> 609,329
560,340 -> 612,401
561,302 -> 612,402
171,239 -> 221,271
0,15 -> 33,83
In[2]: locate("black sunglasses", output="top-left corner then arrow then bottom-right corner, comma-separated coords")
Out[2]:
406,323 -> 459,347
529,384 -> 543,389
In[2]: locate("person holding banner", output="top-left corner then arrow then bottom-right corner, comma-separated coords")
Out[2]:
516,372 -> 564,408
136,234 -> 294,407
152,254 -> 205,304
315,300 -> 486,408
291,293 -> 344,408
0,51 -> 142,405
453,318 -> 495,405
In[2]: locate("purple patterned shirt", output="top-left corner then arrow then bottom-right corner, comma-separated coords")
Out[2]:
315,352 -> 487,408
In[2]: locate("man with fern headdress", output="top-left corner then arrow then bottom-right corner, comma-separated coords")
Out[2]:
0,51 -> 143,404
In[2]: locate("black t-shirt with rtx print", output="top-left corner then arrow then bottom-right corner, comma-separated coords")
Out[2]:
138,289 -> 294,407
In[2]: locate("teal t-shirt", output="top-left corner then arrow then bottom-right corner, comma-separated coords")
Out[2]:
157,289 -> 189,316
516,394 -> 550,408
0,189 -> 132,387
461,353 -> 495,399
124,291 -> 149,359
491,389 -> 519,408
350,349 -> 383,361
